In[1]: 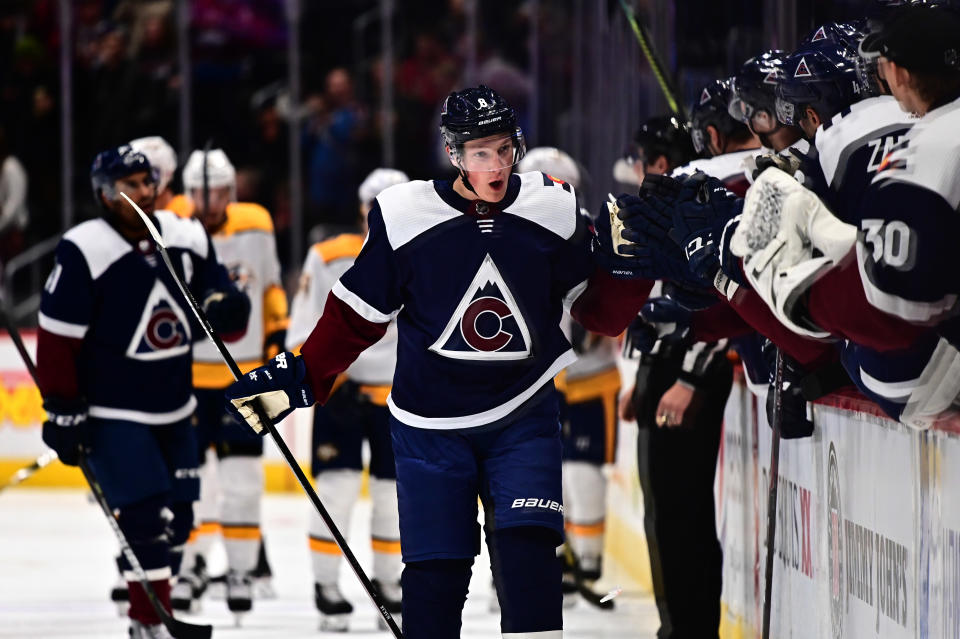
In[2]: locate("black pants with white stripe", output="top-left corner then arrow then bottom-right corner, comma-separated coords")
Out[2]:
634,348 -> 732,639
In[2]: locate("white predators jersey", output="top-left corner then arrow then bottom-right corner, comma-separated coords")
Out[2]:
193,202 -> 284,386
288,234 -> 398,386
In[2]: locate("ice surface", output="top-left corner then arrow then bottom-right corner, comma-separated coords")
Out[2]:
0,490 -> 659,638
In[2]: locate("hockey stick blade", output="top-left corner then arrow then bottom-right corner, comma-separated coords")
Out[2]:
0,449 -> 58,493
0,308 -> 211,639
563,543 -> 614,610
121,194 -> 403,638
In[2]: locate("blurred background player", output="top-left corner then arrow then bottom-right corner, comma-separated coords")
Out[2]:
613,115 -> 695,186
129,136 -> 178,211
36,144 -> 249,638
286,166 -> 409,631
518,146 -> 621,609
170,148 -> 287,617
106,134 -> 183,614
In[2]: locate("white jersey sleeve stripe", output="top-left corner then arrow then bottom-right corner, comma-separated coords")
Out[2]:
332,280 -> 398,324
562,278 -> 588,311
858,367 -> 920,400
38,311 -> 88,339
855,243 -> 958,323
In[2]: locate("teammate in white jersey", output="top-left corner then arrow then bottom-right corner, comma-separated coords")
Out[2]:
171,148 -> 288,616
287,167 -> 409,630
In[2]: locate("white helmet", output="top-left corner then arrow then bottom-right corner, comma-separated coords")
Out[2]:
129,136 -> 177,193
358,168 -> 410,207
182,149 -> 236,196
517,147 -> 581,189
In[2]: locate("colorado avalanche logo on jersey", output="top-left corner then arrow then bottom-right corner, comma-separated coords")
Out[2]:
429,254 -> 532,360
126,279 -> 192,361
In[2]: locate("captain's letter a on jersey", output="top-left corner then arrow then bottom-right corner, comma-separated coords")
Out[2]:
429,254 -> 532,360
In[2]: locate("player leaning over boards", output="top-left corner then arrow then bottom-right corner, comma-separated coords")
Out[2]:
287,167 -> 410,631
171,148 -> 288,617
225,85 -> 652,638
36,145 -> 250,639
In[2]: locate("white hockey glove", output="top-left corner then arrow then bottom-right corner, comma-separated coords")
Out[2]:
224,351 -> 315,435
731,167 -> 857,339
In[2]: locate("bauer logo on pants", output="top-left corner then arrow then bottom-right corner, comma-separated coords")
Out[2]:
429,254 -> 532,361
511,498 -> 564,514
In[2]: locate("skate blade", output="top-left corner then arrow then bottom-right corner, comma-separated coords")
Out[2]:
319,614 -> 350,632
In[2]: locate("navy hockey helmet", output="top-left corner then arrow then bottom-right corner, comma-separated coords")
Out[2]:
688,78 -> 752,155
775,42 -> 867,127
90,144 -> 153,207
440,85 -> 526,173
728,50 -> 787,134
799,20 -> 869,50
630,115 -> 697,169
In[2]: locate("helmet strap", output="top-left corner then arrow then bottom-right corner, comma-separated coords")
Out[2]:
458,168 -> 478,196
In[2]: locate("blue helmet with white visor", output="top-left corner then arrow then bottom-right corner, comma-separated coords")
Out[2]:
775,39 -> 870,129
440,85 -> 526,193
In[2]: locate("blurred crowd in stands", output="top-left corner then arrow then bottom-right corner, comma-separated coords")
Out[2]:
0,0 -> 865,279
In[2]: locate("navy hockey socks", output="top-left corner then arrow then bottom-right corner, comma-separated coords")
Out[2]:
488,526 -> 563,635
400,558 -> 473,638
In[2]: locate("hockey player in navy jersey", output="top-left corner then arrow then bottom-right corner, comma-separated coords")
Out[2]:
36,145 -> 250,638
224,85 -> 651,638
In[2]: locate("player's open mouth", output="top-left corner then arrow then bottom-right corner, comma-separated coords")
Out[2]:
488,179 -> 505,191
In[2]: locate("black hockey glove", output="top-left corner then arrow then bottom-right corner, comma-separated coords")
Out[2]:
41,397 -> 89,467
624,295 -> 694,356
203,288 -> 251,338
661,279 -> 718,312
761,340 -> 815,439
639,172 -> 683,199
225,351 -> 315,435
590,201 -> 651,279
618,193 -> 674,247
669,172 -> 743,286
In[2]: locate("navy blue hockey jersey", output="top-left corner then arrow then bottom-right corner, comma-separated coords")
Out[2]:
324,172 -> 594,429
38,211 -> 234,423
809,95 -> 914,221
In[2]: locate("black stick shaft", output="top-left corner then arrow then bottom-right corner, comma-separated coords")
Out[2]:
762,349 -> 785,639
154,237 -> 402,637
1,309 -> 210,639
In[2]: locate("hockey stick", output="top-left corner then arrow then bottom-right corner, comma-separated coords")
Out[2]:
617,0 -> 686,120
119,193 -> 404,639
562,542 -> 615,610
0,449 -> 58,493
761,348 -> 784,639
0,309 -> 211,639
